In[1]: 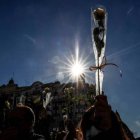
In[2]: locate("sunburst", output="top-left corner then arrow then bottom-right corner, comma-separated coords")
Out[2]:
70,61 -> 84,77
59,41 -> 91,83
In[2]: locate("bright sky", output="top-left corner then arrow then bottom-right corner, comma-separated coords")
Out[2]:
0,0 -> 140,137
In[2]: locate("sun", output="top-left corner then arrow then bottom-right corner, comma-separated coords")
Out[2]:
55,40 -> 92,83
63,42 -> 89,81
70,61 -> 84,78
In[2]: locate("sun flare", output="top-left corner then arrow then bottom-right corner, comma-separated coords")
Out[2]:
63,43 -> 89,81
56,40 -> 92,83
70,62 -> 84,77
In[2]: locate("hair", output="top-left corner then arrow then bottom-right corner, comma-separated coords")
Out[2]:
9,104 -> 35,127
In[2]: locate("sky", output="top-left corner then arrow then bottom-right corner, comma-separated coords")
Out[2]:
0,0 -> 140,137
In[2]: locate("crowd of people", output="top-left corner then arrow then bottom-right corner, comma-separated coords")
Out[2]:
0,94 -> 138,140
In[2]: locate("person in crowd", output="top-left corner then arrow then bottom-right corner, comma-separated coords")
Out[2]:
36,107 -> 52,140
56,114 -> 76,140
0,104 -> 45,140
77,94 -> 136,140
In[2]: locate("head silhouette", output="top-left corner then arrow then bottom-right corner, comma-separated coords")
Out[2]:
9,104 -> 35,132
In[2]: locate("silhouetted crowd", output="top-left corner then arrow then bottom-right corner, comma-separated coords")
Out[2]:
0,94 -> 139,140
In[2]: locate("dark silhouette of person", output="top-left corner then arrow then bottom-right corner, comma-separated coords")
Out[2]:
36,107 -> 52,140
77,95 -> 136,140
56,114 -> 76,140
0,104 -> 45,140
